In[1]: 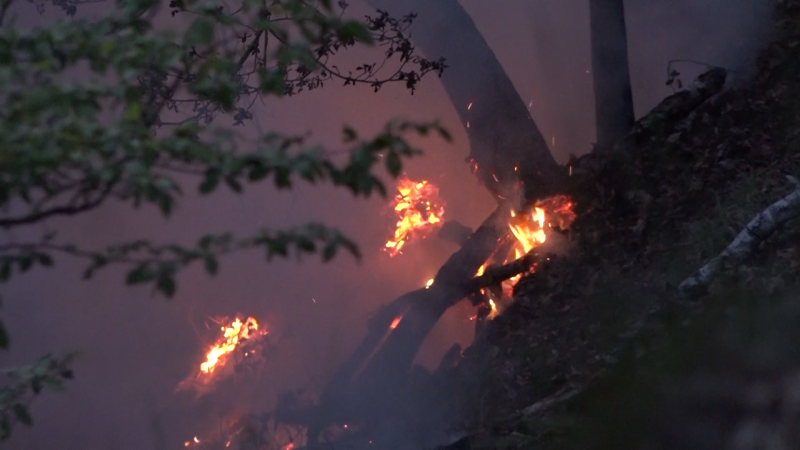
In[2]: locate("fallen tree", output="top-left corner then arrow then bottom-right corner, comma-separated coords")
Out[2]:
303,206 -> 521,445
679,177 -> 800,299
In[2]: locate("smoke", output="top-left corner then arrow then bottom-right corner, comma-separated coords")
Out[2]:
1,0 -> 773,448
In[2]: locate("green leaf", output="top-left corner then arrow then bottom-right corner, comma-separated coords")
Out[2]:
155,193 -> 172,216
156,276 -> 176,298
322,244 -> 337,262
185,17 -> 216,46
225,177 -> 242,193
0,416 -> 10,440
126,265 -> 152,285
336,21 -> 373,44
204,256 -> 218,275
12,404 -> 32,426
437,126 -> 452,142
386,151 -> 402,177
0,260 -> 11,282
18,256 -> 33,273
0,320 -> 9,350
259,68 -> 287,95
342,126 -> 357,143
36,253 -> 53,267
123,102 -> 141,123
199,171 -> 220,194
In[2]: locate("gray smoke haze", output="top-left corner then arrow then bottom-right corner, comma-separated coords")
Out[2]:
1,0 -> 772,448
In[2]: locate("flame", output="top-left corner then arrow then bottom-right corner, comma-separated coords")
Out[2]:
390,316 -> 402,330
470,196 -> 576,323
508,207 -> 547,254
199,317 -> 262,374
384,177 -> 445,256
488,299 -> 498,319
425,278 -> 434,289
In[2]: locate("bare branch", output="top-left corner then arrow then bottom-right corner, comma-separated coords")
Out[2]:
678,187 -> 800,299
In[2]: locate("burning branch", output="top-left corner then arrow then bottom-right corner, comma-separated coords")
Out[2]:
384,177 -> 445,256
177,316 -> 269,394
679,181 -> 800,299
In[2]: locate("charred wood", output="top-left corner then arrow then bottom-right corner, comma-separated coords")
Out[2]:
306,210 -> 554,446
438,220 -> 474,246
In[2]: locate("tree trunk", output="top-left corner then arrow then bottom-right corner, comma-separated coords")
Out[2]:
305,207 -> 518,445
365,0 -> 567,205
590,0 -> 635,150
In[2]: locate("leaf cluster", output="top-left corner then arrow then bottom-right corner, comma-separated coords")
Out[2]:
0,0 -> 449,440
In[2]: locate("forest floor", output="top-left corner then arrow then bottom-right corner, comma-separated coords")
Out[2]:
431,1 -> 800,448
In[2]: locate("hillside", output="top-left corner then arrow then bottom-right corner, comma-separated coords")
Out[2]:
434,1 -> 800,448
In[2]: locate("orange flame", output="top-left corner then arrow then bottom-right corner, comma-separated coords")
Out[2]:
390,316 -> 402,330
471,196 -> 575,322
200,317 -> 263,374
425,278 -> 434,289
384,177 -> 445,256
488,299 -> 498,319
508,207 -> 547,254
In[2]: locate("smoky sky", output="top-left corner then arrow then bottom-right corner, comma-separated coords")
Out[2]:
1,1 -> 772,448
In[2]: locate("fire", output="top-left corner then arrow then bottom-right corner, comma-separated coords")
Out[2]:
200,317 -> 262,374
508,207 -> 547,254
471,195 -> 575,323
389,316 -> 402,329
488,299 -> 498,319
425,278 -> 434,289
384,177 -> 445,256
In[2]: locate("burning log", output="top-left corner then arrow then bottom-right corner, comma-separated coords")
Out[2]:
305,207 -> 510,444
678,179 -> 800,299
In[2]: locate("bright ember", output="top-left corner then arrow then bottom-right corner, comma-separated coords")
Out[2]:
200,317 -> 262,374
384,177 -> 445,256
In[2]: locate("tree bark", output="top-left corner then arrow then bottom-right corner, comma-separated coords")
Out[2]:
301,208 -> 558,445
590,0 -> 635,150
364,0 -> 567,205
679,182 -> 800,299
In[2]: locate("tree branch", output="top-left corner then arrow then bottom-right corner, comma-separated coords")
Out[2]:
678,180 -> 800,299
0,183 -> 115,229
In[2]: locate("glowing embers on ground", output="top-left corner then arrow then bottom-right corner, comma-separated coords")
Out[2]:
182,414 -> 304,449
384,177 -> 445,256
177,316 -> 269,394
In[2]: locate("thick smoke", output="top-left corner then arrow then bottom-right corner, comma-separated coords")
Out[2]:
2,0 -> 772,448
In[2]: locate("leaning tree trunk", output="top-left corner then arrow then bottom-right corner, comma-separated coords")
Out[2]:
305,206 -> 511,445
590,0 -> 635,150
304,2 -> 576,444
365,0 -> 567,206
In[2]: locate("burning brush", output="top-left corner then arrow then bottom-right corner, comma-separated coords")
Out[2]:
384,177 -> 445,256
177,316 -> 269,394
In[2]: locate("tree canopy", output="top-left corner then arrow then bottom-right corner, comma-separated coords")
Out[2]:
0,0 -> 448,439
